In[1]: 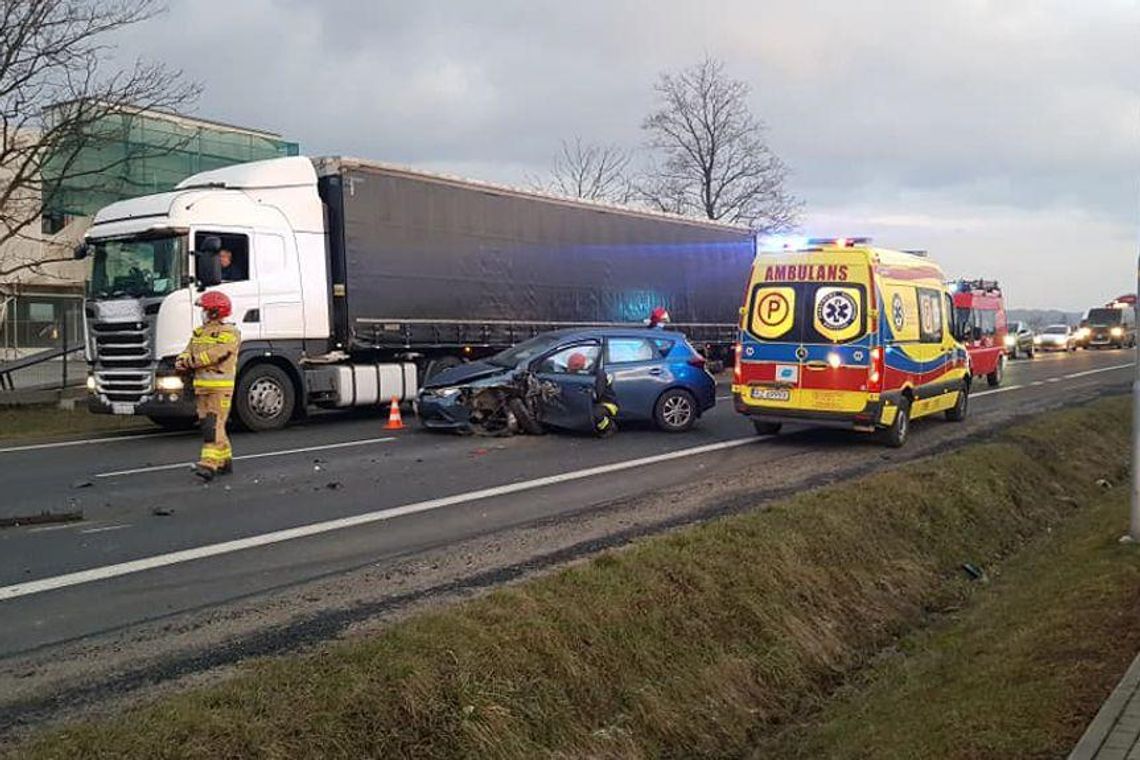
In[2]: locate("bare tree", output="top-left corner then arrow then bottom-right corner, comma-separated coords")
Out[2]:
0,0 -> 199,283
534,137 -> 634,204
639,56 -> 800,232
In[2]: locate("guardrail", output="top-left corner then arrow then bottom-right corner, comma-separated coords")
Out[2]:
0,344 -> 85,392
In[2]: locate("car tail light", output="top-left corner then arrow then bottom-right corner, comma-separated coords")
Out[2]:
867,346 -> 883,392
688,353 -> 707,370
733,342 -> 743,384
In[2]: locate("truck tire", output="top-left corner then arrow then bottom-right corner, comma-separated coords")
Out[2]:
945,382 -> 969,422
234,363 -> 295,431
147,415 -> 198,431
654,388 -> 697,432
986,355 -> 1004,387
880,398 -> 911,448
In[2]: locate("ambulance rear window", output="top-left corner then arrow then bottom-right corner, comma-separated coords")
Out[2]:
747,282 -> 867,344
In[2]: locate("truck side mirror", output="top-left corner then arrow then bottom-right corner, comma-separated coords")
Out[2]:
73,242 -> 93,260
972,325 -> 983,341
193,236 -> 223,290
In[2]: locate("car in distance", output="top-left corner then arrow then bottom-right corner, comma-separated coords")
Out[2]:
1034,324 -> 1076,352
418,328 -> 717,433
1085,304 -> 1136,349
1004,321 -> 1036,359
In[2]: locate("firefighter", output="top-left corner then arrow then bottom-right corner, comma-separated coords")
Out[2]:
175,292 -> 241,481
566,351 -> 618,437
647,306 -> 670,329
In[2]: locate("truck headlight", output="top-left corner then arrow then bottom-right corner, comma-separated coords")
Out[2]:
1111,327 -> 1124,337
86,375 -> 96,392
1003,335 -> 1016,347
1078,327 -> 1090,338
156,375 -> 184,392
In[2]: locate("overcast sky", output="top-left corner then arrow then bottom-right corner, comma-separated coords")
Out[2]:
117,0 -> 1138,310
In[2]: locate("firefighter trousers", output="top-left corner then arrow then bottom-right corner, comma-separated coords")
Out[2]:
196,391 -> 233,471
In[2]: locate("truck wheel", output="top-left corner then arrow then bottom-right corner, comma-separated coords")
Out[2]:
986,356 -> 1005,387
507,397 -> 545,435
945,382 -> 969,422
235,364 -> 295,431
752,420 -> 782,436
880,398 -> 911,448
147,415 -> 198,431
654,388 -> 697,432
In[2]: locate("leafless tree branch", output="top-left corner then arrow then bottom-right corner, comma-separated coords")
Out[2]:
532,137 -> 635,204
0,0 -> 199,285
637,56 -> 801,233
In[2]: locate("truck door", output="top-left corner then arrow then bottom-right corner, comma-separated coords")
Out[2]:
193,230 -> 260,342
253,232 -> 304,340
532,343 -> 602,432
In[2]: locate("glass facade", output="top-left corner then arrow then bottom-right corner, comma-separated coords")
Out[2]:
42,111 -> 299,218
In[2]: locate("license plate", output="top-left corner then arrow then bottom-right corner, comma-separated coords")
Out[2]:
750,387 -> 790,401
111,403 -> 135,416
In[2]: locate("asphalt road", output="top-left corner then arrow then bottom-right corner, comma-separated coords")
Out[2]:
0,348 -> 1133,662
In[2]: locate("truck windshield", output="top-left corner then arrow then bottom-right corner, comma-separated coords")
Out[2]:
87,234 -> 186,300
1086,308 -> 1122,325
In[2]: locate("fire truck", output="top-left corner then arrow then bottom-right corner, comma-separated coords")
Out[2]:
951,280 -> 1007,387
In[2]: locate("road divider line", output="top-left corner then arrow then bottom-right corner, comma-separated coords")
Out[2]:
79,524 -> 131,535
0,430 -> 187,455
973,384 -> 1024,398
95,437 -> 399,478
0,437 -> 758,602
1064,363 -> 1134,380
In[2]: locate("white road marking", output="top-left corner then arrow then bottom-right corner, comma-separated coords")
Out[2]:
0,430 -> 186,455
95,437 -> 399,478
716,394 -> 732,401
1047,377 -> 1062,383
79,524 -> 131,535
27,523 -> 83,534
0,437 -> 759,601
973,384 -> 1024,398
1063,363 -> 1134,380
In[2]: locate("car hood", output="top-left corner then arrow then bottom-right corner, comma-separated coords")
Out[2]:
423,360 -> 510,389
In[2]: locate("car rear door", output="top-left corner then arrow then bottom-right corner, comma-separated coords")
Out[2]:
604,336 -> 667,419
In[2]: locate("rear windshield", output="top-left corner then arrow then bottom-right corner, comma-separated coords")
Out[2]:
1087,308 -> 1122,325
746,282 -> 867,344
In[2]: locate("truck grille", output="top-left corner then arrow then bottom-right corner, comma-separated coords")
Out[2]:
94,369 -> 153,403
92,322 -> 151,367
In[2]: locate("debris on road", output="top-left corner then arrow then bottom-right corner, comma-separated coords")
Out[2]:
71,480 -> 94,489
1095,478 -> 1112,490
0,510 -> 83,529
961,562 -> 988,582
151,507 -> 175,517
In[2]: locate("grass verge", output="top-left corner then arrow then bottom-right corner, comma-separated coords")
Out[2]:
0,404 -> 154,443
8,397 -> 1137,759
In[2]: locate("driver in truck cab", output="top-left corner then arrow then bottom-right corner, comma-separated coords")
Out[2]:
175,292 -> 241,481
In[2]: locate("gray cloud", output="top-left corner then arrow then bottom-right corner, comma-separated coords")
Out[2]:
110,0 -> 1139,309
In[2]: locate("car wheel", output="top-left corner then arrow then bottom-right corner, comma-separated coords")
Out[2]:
752,420 -> 782,436
944,382 -> 968,422
234,363 -> 295,431
1008,346 -> 1018,360
986,355 -> 1004,387
880,397 -> 911,448
1028,345 -> 1036,359
654,388 -> 697,432
507,397 -> 545,435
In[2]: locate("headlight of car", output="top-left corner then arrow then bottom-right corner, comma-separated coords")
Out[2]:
1078,327 -> 1090,338
1111,327 -> 1124,337
430,387 -> 463,399
1033,336 -> 1042,345
156,375 -> 184,392
1003,335 -> 1016,347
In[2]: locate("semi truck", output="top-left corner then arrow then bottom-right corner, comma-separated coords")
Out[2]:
76,156 -> 756,431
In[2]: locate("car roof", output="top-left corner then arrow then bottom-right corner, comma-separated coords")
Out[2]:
533,327 -> 687,340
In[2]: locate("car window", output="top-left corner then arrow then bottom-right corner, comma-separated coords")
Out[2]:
652,338 -> 675,357
606,338 -> 657,364
536,344 -> 601,374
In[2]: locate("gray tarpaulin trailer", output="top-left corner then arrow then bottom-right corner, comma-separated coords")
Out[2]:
315,158 -> 757,367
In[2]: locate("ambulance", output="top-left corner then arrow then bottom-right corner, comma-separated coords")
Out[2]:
732,237 -> 971,447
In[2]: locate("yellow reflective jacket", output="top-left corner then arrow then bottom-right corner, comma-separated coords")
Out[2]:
178,321 -> 241,392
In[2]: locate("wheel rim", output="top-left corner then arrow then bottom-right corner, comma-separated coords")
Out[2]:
248,377 -> 285,419
662,394 -> 693,428
897,408 -> 908,439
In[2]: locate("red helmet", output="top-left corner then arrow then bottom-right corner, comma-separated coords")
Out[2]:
649,306 -> 670,325
196,291 -> 232,320
567,352 -> 588,372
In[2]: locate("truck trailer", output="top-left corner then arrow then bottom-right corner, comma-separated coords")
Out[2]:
78,156 -> 756,431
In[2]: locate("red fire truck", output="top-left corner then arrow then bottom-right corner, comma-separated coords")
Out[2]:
952,279 -> 1007,387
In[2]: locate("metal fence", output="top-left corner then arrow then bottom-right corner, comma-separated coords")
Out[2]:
0,295 -> 86,393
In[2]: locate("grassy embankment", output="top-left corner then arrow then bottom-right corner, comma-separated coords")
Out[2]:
0,404 -> 154,442
10,396 -> 1138,759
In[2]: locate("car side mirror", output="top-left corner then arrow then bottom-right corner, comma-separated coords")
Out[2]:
193,236 -> 223,290
73,242 -> 93,260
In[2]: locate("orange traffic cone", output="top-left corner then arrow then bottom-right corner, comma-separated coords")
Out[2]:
385,396 -> 405,430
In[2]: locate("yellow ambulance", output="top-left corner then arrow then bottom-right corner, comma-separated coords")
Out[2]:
732,237 -> 970,447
